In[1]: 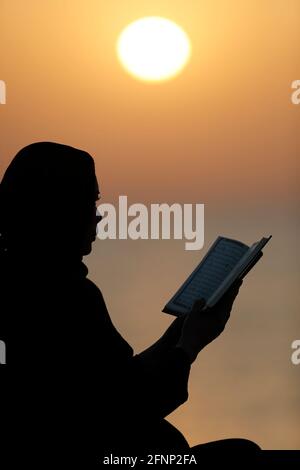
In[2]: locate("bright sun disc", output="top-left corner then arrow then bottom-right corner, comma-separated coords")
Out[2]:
117,17 -> 191,82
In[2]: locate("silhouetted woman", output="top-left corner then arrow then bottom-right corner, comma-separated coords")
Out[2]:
0,143 -> 259,466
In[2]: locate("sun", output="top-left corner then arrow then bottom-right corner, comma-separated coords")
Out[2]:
117,17 -> 191,83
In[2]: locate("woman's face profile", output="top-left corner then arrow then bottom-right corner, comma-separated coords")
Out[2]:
80,178 -> 102,256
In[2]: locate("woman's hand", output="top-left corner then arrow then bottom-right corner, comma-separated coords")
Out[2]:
176,281 -> 243,363
138,314 -> 187,366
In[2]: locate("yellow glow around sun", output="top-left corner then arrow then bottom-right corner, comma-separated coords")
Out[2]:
117,17 -> 191,82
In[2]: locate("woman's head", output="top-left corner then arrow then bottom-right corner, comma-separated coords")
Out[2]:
0,142 -> 100,260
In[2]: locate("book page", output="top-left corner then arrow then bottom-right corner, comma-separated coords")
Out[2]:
173,238 -> 248,311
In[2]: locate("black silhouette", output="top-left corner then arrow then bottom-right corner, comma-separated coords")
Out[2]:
0,143 -> 260,466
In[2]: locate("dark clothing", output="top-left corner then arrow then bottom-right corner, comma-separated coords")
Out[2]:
1,256 -> 190,464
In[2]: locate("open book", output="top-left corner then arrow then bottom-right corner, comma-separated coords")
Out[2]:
163,235 -> 272,316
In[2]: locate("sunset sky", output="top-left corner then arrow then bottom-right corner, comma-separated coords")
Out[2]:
1,0 -> 299,449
